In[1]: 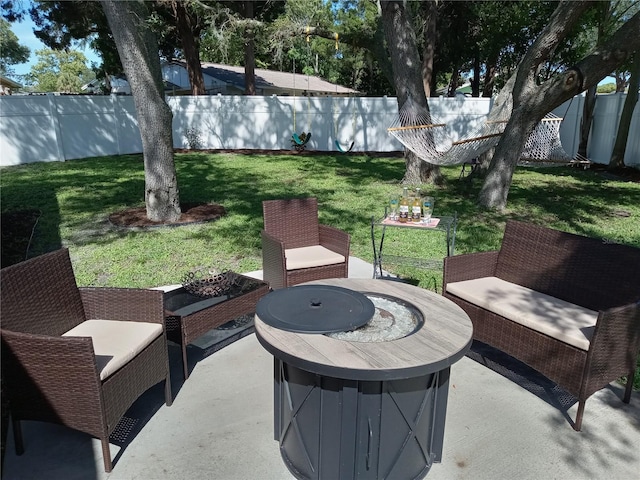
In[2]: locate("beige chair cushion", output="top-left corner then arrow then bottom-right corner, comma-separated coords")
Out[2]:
285,245 -> 346,270
446,277 -> 598,351
63,319 -> 163,380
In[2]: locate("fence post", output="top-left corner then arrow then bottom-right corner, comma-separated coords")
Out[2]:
47,94 -> 66,161
571,94 -> 583,157
110,94 -> 123,155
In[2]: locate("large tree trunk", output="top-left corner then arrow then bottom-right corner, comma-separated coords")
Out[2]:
481,55 -> 497,97
447,66 -> 460,97
472,51 -> 480,97
244,0 -> 256,95
101,0 -> 181,222
172,1 -> 205,95
614,71 -> 628,92
421,0 -> 437,97
479,3 -> 640,210
577,84 -> 597,157
610,52 -> 640,168
577,3 -> 608,159
380,0 -> 442,185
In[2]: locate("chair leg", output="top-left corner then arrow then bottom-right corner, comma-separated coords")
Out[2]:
165,375 -> 173,407
574,399 -> 586,431
623,368 -> 635,403
11,417 -> 24,455
182,343 -> 189,380
101,437 -> 113,472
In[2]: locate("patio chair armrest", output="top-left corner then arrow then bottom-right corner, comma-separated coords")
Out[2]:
1,329 -> 110,437
443,251 -> 499,288
1,329 -> 102,396
319,224 -> 350,258
79,287 -> 164,325
583,301 -> 640,398
261,230 -> 286,289
261,230 -> 286,261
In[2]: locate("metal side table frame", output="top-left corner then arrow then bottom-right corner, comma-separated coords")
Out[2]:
371,210 -> 457,280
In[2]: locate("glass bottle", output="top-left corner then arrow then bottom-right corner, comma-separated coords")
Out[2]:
398,187 -> 409,223
411,187 -> 422,223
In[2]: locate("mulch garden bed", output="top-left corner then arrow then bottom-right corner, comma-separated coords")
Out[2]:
108,202 -> 226,228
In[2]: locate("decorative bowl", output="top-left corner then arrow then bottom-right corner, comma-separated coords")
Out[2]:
181,268 -> 239,298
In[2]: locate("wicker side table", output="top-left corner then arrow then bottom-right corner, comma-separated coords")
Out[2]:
165,274 -> 269,379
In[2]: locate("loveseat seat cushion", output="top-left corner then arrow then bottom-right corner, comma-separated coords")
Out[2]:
285,245 -> 346,270
63,319 -> 163,380
446,277 -> 598,351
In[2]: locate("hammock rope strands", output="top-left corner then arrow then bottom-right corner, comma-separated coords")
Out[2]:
387,97 -> 509,166
520,113 -> 573,163
388,95 -> 582,166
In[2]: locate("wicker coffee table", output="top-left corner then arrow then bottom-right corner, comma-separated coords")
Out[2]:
165,273 -> 269,379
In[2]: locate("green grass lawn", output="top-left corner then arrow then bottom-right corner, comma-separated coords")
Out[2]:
2,152 -> 639,386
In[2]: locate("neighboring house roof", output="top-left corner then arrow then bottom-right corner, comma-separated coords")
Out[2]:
1,76 -> 22,93
79,62 -> 359,96
180,61 -> 359,95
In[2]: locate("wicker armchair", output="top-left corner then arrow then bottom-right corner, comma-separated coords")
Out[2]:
0,248 -> 172,472
261,197 -> 350,289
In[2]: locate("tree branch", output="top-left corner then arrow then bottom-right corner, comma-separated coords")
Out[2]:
534,10 -> 640,113
512,0 -> 591,106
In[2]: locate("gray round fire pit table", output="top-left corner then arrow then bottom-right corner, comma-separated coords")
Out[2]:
255,278 -> 473,480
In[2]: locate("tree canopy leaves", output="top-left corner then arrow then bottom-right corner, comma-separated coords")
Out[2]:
27,48 -> 94,92
0,18 -> 30,76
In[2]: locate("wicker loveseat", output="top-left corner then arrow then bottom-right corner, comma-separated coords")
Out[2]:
1,248 -> 173,472
443,220 -> 640,431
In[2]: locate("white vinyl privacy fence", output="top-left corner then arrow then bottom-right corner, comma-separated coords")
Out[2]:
0,93 -> 637,167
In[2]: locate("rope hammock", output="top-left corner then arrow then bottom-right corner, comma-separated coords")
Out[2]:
388,94 -> 584,166
387,95 -> 510,166
520,113 -> 574,163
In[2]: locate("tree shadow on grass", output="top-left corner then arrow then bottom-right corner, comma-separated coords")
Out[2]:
1,209 -> 42,267
1,171 -> 63,266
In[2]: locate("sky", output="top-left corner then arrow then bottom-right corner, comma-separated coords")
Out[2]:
9,15 -> 101,77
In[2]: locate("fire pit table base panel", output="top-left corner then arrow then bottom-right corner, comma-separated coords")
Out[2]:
273,359 -> 449,480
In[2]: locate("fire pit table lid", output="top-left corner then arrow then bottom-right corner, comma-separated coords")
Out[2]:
256,285 -> 375,334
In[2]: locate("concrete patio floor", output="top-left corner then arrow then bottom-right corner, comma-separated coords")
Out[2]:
2,257 -> 639,479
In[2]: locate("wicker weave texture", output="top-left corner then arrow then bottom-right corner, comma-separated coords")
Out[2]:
443,221 -> 640,430
164,276 -> 269,379
496,220 -> 640,311
1,248 -> 86,335
261,197 -> 350,289
262,198 -> 320,249
177,282 -> 269,345
0,248 -> 172,472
